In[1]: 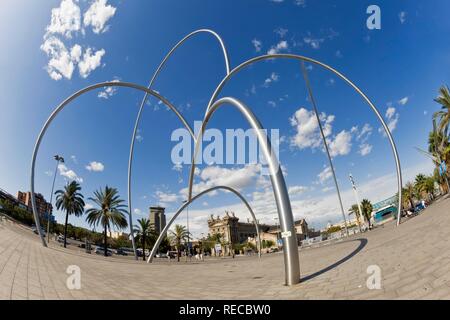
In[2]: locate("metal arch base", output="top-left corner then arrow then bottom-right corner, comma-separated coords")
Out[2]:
127,29 -> 231,259
30,81 -> 194,248
188,53 -> 403,228
147,185 -> 262,263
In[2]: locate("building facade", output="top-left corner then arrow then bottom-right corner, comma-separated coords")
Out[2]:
17,191 -> 52,219
149,206 -> 166,234
207,212 -> 313,247
207,211 -> 272,245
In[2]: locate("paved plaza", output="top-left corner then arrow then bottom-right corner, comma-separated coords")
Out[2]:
1,196 -> 450,300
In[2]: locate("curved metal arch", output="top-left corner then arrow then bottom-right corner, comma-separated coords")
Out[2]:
188,53 -> 403,227
30,81 -> 194,248
185,97 -> 300,285
147,185 -> 262,263
127,29 -> 231,258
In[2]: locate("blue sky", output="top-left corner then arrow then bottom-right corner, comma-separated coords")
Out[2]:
1,0 -> 449,237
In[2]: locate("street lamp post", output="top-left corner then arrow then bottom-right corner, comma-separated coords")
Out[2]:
47,155 -> 64,244
349,174 -> 363,233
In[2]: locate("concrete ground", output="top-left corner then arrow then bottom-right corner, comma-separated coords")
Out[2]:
1,196 -> 450,300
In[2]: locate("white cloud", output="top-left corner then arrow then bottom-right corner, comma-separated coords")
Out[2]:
40,37 -> 81,80
288,185 -> 308,196
44,171 -> 53,177
318,166 -> 332,184
58,163 -> 83,183
380,107 -> 400,137
83,0 -> 117,34
41,0 -> 115,81
251,39 -> 262,52
294,0 -> 306,7
172,163 -> 183,172
180,164 -> 262,197
98,78 -> 119,99
274,27 -> 288,38
326,78 -> 335,86
398,96 -> 409,106
356,123 -> 372,142
155,190 -> 181,207
84,203 -> 94,210
133,208 -> 143,215
328,130 -> 352,157
290,107 -> 352,157
45,0 -> 81,39
359,143 -> 373,156
78,47 -> 105,78
399,11 -> 407,24
135,129 -> 144,142
386,107 -> 396,119
267,40 -> 288,55
289,108 -> 333,150
268,101 -> 277,108
85,161 -> 104,172
263,72 -> 279,87
303,37 -> 324,49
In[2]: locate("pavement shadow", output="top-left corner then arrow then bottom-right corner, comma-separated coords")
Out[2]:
301,238 -> 368,283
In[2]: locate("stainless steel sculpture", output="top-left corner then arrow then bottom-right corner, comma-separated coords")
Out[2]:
31,30 -> 403,288
127,29 -> 231,259
301,61 -> 349,236
147,185 -> 262,263
30,82 -> 194,247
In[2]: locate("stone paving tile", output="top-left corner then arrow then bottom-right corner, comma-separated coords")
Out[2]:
2,197 -> 450,299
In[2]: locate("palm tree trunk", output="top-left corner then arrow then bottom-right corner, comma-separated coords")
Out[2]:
409,198 -> 415,211
142,235 -> 146,261
63,211 -> 69,248
104,226 -> 108,257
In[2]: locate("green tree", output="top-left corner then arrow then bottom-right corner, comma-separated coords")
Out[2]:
133,218 -> 156,261
402,182 -> 417,210
54,181 -> 85,248
169,224 -> 190,262
85,186 -> 128,257
415,174 -> 427,196
360,199 -> 373,228
433,85 -> 450,137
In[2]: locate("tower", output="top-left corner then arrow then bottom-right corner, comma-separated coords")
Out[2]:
149,206 -> 166,234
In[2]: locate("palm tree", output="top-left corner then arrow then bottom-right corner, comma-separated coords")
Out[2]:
169,224 -> 190,262
133,218 -> 156,261
433,85 -> 450,137
424,176 -> 436,201
402,182 -> 416,211
415,174 -> 427,197
360,199 -> 373,228
348,204 -> 362,232
55,181 -> 85,248
85,186 -> 128,257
